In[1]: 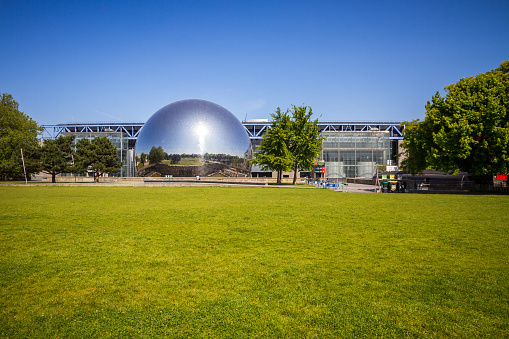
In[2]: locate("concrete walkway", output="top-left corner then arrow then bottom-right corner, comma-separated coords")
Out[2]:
338,183 -> 377,193
313,182 -> 377,193
1,180 -> 379,192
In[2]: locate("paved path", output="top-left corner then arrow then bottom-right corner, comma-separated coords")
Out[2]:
1,181 -> 379,192
312,182 -> 377,193
338,183 -> 377,193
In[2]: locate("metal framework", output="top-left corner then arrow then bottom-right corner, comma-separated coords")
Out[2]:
42,121 -> 404,142
243,121 -> 404,140
41,122 -> 145,141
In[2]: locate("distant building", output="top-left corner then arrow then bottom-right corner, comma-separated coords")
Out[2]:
42,107 -> 404,179
321,130 -> 390,179
62,131 -> 132,177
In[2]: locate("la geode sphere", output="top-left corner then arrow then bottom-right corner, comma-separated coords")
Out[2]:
136,99 -> 252,177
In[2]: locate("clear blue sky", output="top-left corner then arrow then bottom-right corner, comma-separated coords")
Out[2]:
1,0 -> 508,125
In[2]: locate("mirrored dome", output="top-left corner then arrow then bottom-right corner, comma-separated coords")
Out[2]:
136,99 -> 251,177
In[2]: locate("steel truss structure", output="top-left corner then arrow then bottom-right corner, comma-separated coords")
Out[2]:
242,121 -> 404,140
42,121 -> 404,142
41,122 -> 145,141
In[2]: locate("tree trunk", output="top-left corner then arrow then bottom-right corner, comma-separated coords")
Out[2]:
292,165 -> 298,185
52,173 -> 56,183
277,170 -> 282,185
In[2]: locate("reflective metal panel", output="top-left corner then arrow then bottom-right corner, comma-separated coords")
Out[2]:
136,99 -> 251,177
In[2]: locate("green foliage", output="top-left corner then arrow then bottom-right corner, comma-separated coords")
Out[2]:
250,108 -> 293,184
402,61 -> 509,183
0,186 -> 508,337
250,106 -> 322,184
73,136 -> 122,182
496,60 -> 509,74
170,153 -> 181,164
40,135 -> 75,183
288,105 -> 323,184
140,153 -> 146,164
162,157 -> 203,166
0,93 -> 42,179
148,146 -> 165,164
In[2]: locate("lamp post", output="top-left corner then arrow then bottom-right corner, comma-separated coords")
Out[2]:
71,152 -> 76,183
20,148 -> 27,184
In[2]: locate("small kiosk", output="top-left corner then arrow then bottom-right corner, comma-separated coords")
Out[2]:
378,166 -> 406,193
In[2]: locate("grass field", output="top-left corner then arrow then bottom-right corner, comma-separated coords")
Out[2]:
1,186 -> 508,338
161,157 -> 205,166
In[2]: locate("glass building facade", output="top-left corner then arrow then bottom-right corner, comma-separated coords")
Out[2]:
63,131 -> 130,177
321,131 -> 390,179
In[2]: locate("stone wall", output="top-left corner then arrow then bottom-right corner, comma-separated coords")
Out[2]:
139,163 -> 228,177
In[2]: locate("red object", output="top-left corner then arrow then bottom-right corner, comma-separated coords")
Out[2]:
496,174 -> 507,181
322,167 -> 325,173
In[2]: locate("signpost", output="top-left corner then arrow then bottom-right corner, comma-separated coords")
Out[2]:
314,163 -> 325,173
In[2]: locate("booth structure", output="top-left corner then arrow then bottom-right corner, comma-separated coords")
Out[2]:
379,172 -> 406,193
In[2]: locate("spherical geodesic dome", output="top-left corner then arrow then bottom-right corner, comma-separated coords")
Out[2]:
136,99 -> 251,177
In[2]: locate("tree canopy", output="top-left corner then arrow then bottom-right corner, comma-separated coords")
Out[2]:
73,136 -> 123,182
0,93 -> 42,180
250,105 -> 322,184
288,105 -> 322,184
250,108 -> 293,184
40,135 -> 76,183
170,154 -> 181,164
401,61 -> 509,183
148,146 -> 165,164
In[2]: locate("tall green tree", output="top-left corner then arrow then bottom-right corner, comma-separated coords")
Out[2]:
170,154 -> 181,164
40,135 -> 75,183
0,93 -> 42,180
148,146 -> 165,164
249,108 -> 293,184
73,136 -> 123,182
288,105 -> 322,184
401,61 -> 509,183
139,153 -> 147,166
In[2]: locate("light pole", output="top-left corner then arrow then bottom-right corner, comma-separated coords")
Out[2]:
20,148 -> 27,184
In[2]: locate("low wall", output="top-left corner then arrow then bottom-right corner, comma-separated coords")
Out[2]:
346,178 -> 376,185
139,163 -> 228,177
33,174 -> 308,185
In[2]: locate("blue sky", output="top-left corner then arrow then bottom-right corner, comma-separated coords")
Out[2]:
1,0 -> 508,125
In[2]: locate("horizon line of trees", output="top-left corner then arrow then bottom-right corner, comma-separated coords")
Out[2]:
139,148 -> 247,167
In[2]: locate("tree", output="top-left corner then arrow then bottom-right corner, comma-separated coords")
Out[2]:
73,136 -> 123,182
170,154 -> 181,164
0,93 -> 42,180
401,61 -> 509,183
249,108 -> 293,184
250,106 -> 323,184
148,146 -> 165,164
40,135 -> 75,183
288,105 -> 323,184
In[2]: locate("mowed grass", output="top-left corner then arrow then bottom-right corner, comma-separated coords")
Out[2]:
0,187 -> 508,338
161,157 -> 204,166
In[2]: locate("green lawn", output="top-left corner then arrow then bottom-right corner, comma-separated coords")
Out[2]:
161,157 -> 205,166
1,187 -> 508,338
